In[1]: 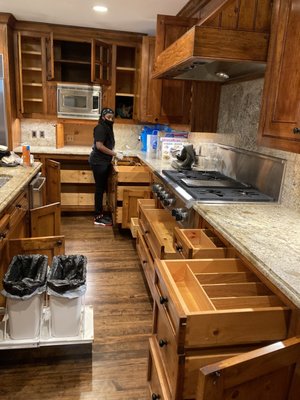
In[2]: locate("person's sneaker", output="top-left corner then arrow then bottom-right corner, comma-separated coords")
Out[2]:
102,214 -> 112,223
94,215 -> 113,226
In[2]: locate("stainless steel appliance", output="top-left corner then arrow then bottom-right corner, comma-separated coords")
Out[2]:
29,173 -> 46,208
152,145 -> 286,228
0,54 -> 8,146
57,83 -> 102,120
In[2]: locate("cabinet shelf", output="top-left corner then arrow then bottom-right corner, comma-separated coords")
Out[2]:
116,66 -> 136,72
116,92 -> 135,97
23,98 -> 44,102
55,59 -> 91,65
21,50 -> 42,56
23,82 -> 43,87
22,67 -> 42,72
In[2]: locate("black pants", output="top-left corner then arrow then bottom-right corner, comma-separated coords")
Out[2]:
91,163 -> 111,216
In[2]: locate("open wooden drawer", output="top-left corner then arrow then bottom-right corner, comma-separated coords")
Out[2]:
154,258 -> 291,349
114,165 -> 151,183
173,227 -> 233,259
139,208 -> 178,260
152,298 -> 260,400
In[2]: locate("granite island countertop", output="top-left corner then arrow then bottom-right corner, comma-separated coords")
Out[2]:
0,163 -> 42,214
194,203 -> 300,308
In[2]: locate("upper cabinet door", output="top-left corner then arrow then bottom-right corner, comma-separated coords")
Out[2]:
258,0 -> 300,153
91,39 -> 112,85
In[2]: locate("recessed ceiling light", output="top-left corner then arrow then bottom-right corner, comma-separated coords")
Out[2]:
93,5 -> 108,13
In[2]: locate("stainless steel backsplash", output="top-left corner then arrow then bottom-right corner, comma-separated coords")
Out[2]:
216,145 -> 286,202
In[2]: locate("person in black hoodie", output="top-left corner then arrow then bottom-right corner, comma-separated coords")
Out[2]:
89,108 -> 123,226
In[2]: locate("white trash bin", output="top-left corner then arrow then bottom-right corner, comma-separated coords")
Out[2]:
47,254 -> 87,338
2,254 -> 48,340
50,295 -> 82,337
7,294 -> 43,339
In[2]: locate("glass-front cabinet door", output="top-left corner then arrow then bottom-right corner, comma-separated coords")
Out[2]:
92,39 -> 112,85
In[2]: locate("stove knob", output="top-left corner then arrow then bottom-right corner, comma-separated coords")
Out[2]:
152,184 -> 163,193
163,197 -> 175,207
175,208 -> 188,222
171,208 -> 179,217
158,190 -> 168,200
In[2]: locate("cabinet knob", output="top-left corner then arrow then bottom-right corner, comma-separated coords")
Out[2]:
159,339 -> 168,347
56,240 -> 63,246
293,127 -> 300,134
152,393 -> 160,400
0,232 -> 6,239
16,204 -> 22,208
159,296 -> 168,305
176,244 -> 183,253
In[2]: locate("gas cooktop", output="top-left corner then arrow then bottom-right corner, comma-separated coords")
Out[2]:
162,169 -> 274,202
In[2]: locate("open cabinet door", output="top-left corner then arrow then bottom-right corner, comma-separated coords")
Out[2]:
197,336 -> 300,400
30,202 -> 61,237
7,236 -> 65,265
46,159 -> 60,204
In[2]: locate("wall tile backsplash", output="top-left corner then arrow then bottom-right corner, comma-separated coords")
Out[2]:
21,120 -> 142,150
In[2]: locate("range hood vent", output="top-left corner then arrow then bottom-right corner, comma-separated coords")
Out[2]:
153,26 -> 269,82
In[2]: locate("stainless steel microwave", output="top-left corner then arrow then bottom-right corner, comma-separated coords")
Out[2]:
57,83 -> 102,120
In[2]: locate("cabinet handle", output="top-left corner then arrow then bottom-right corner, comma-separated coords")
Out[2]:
0,232 -> 6,239
16,204 -> 22,209
56,240 -> 63,246
159,339 -> 168,348
175,244 -> 183,253
293,127 -> 300,134
152,393 -> 160,400
159,296 -> 168,305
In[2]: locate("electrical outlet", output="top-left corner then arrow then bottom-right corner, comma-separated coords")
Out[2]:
39,130 -> 45,138
66,135 -> 74,142
32,130 -> 37,138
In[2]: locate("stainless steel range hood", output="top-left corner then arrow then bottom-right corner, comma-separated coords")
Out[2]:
166,59 -> 266,82
152,26 -> 269,82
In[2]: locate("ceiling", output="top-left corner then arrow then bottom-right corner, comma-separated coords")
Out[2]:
0,0 -> 188,35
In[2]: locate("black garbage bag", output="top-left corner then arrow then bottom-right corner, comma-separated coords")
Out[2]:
47,255 -> 87,294
3,254 -> 48,297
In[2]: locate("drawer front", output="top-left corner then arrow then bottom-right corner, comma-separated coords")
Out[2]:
173,228 -> 228,259
9,192 -> 29,231
154,262 -> 186,351
117,185 -> 151,201
158,258 -> 291,348
136,228 -> 155,296
116,166 -> 151,183
148,337 -> 171,400
153,300 -> 181,398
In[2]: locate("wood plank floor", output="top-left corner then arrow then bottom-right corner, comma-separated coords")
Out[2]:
0,215 -> 153,400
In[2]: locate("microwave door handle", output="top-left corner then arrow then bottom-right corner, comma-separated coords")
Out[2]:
92,95 -> 100,111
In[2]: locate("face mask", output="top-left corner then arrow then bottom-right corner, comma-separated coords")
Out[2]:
104,119 -> 114,127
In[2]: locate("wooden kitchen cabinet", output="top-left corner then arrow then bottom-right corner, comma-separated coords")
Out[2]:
142,16 -> 221,130
258,0 -> 300,153
14,31 -> 48,117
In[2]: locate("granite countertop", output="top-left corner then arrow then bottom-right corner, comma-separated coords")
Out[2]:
194,203 -> 300,308
0,162 -> 42,214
